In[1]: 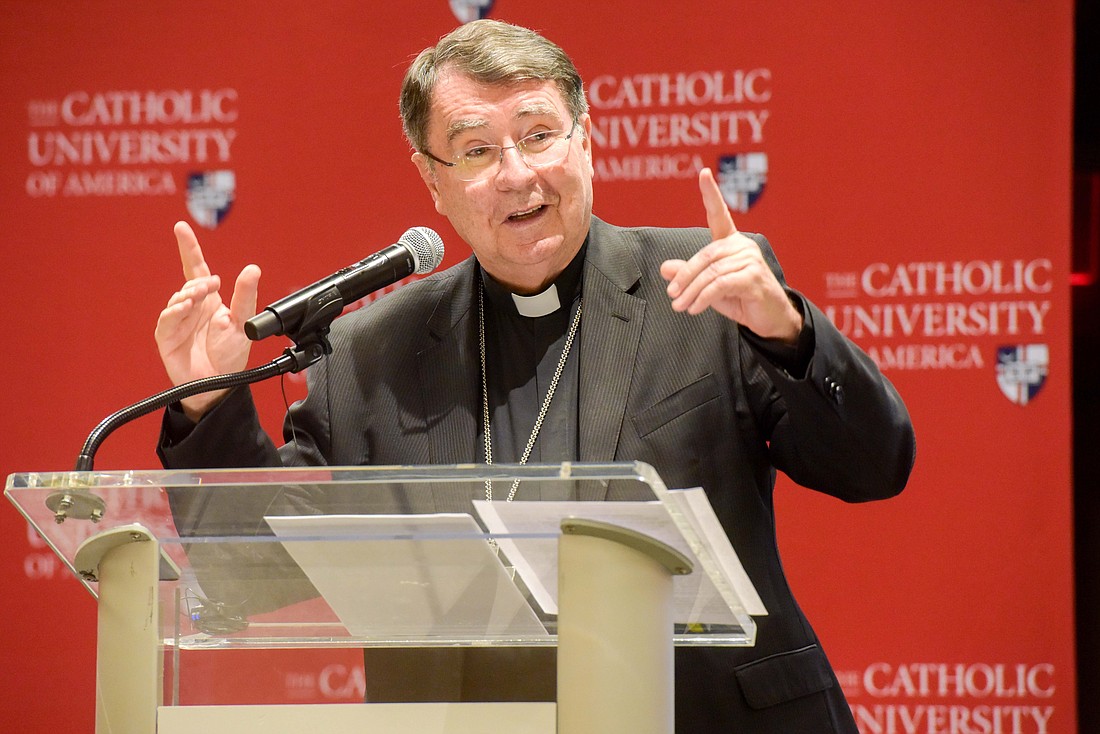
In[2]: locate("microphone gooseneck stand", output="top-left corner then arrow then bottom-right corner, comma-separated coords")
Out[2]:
51,327 -> 333,524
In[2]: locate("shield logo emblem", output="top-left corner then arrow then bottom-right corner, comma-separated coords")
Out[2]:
449,0 -> 494,23
187,170 -> 236,229
717,153 -> 767,213
995,344 -> 1049,405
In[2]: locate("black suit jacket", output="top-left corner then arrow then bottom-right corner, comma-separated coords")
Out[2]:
161,215 -> 915,733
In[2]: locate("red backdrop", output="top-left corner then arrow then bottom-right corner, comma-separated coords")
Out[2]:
0,1 -> 1074,731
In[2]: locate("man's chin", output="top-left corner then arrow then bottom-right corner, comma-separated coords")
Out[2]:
483,238 -> 576,292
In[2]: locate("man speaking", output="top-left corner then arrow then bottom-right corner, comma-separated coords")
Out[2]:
156,19 -> 915,733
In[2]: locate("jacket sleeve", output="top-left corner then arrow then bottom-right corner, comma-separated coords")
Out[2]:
156,370 -> 333,470
736,233 -> 916,502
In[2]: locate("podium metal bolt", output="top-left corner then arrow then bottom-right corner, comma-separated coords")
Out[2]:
53,494 -> 74,524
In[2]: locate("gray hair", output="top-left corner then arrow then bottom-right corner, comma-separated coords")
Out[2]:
400,19 -> 588,153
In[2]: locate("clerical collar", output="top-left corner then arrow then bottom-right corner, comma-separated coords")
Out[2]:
511,286 -> 561,317
479,240 -> 587,318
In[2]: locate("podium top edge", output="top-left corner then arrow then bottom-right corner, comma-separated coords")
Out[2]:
6,461 -> 666,490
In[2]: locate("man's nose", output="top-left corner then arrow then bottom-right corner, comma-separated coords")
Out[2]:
494,144 -> 536,186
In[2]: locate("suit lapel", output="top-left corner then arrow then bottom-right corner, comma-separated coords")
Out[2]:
417,258 -> 480,465
578,218 -> 646,464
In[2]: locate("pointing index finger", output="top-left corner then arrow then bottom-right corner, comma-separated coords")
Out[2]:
173,221 -> 211,281
699,167 -> 738,240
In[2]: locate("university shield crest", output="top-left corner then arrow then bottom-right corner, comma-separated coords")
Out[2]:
995,344 -> 1049,405
449,0 -> 494,23
186,170 -> 235,229
717,153 -> 767,213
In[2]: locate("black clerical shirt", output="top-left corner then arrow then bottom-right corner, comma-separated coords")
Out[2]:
476,244 -> 586,472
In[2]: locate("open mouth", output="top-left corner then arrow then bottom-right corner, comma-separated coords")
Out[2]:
508,205 -> 545,222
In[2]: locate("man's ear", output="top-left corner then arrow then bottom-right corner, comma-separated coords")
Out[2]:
412,152 -> 447,216
579,114 -> 594,177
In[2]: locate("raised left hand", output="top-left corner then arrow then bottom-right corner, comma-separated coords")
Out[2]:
660,167 -> 802,344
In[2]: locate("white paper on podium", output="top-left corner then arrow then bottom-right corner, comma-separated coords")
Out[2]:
265,513 -> 548,639
473,488 -> 767,622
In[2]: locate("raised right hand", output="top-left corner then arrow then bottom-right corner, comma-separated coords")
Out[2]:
154,221 -> 261,421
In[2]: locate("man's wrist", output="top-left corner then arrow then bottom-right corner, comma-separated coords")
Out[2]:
180,388 -> 229,423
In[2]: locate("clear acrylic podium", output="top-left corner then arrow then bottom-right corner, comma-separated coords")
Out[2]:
6,462 -> 757,733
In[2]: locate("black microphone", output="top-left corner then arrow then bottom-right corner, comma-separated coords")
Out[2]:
245,227 -> 445,341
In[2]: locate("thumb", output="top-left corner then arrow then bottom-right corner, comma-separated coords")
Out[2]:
228,264 -> 261,324
659,259 -> 686,282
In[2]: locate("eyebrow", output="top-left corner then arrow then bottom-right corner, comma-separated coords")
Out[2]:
445,118 -> 489,143
514,101 -> 561,120
444,103 -> 565,144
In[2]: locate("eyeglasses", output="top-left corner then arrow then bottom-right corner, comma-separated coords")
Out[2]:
420,121 -> 578,182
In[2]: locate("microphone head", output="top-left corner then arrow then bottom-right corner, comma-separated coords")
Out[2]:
400,227 -> 445,275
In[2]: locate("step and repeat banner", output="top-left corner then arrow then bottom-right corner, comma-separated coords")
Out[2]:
0,1 -> 1074,731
